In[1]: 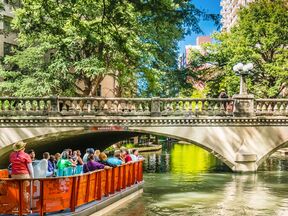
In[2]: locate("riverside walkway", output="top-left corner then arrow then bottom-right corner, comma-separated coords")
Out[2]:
0,160 -> 143,216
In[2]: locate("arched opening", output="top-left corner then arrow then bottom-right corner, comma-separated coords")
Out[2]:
0,128 -> 234,171
257,140 -> 288,171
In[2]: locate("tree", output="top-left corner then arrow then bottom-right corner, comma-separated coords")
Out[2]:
0,0 -> 219,97
185,0 -> 288,98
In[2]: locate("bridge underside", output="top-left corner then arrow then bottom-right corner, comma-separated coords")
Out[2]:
0,117 -> 288,172
0,128 -> 140,168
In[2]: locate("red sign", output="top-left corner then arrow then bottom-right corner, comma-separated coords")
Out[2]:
90,126 -> 128,131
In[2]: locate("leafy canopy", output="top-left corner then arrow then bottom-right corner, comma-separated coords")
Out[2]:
0,0 -> 219,97
183,0 -> 288,98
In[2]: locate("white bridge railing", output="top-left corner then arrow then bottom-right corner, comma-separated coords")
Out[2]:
0,97 -> 287,117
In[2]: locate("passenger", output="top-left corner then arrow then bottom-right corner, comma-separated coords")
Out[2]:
33,152 -> 51,178
57,151 -> 75,170
43,152 -> 54,177
27,149 -> 36,161
99,152 -> 116,168
76,150 -> 84,165
107,151 -> 123,166
67,149 -> 73,159
71,151 -> 78,163
94,150 -> 101,162
130,149 -> 139,161
9,141 -> 34,179
83,148 -> 94,163
83,154 -> 110,173
55,153 -> 61,161
49,155 -> 57,175
54,153 -> 61,168
120,148 -> 132,163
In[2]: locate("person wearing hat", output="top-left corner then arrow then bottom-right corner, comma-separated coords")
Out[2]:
9,141 -> 34,179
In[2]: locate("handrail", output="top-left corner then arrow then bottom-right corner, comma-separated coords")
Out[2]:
0,160 -> 144,216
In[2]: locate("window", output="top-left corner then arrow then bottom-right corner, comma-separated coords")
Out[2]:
4,42 -> 17,56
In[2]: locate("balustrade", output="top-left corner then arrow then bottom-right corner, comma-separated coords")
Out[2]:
0,97 -> 287,117
0,160 -> 143,216
0,97 -> 52,115
255,99 -> 288,116
159,98 -> 234,116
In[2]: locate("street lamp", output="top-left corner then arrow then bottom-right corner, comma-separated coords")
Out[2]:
233,62 -> 253,95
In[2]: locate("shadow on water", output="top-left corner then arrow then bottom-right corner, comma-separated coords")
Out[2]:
106,142 -> 288,216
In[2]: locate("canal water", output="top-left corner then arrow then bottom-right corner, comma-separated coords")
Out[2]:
106,143 -> 288,216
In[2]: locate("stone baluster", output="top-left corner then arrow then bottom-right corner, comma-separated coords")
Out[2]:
262,103 -> 267,112
279,103 -> 285,113
273,102 -> 279,113
138,103 -> 143,113
267,103 -> 273,113
201,100 -> 206,112
256,102 -> 261,113
214,103 -> 219,113
195,100 -> 199,114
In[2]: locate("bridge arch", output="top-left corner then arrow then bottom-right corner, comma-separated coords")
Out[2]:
127,128 -> 235,169
0,127 -> 234,170
257,139 -> 288,168
1,125 -> 288,172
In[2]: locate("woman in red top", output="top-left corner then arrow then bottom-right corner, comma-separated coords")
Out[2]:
9,141 -> 34,179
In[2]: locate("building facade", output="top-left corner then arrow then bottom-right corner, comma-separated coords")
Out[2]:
0,1 -> 18,57
179,36 -> 212,69
220,0 -> 254,31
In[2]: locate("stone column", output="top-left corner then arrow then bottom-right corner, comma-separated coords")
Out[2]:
49,96 -> 60,116
234,153 -> 258,172
151,97 -> 161,117
234,140 -> 258,172
233,94 -> 255,117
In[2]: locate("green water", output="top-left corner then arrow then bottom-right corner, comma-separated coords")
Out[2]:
106,143 -> 288,216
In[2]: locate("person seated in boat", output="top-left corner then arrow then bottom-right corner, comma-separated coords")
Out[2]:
94,150 -> 101,162
107,151 -> 124,166
57,151 -> 76,170
120,148 -> 132,163
76,150 -> 84,165
43,152 -> 54,177
98,152 -> 117,167
83,154 -> 110,173
27,149 -> 36,161
130,149 -> 143,161
83,148 -> 94,163
49,155 -> 57,175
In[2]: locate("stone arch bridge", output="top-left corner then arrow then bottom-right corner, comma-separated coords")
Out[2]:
0,96 -> 287,172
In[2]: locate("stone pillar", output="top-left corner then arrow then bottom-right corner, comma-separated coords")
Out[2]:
151,97 -> 161,117
49,96 -> 60,116
234,153 -> 258,172
232,94 -> 255,117
234,140 -> 258,172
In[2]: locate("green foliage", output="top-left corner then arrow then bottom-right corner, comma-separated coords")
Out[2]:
0,0 -> 219,97
185,0 -> 288,98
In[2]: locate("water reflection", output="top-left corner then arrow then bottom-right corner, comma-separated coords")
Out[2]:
106,143 -> 288,216
143,143 -> 230,174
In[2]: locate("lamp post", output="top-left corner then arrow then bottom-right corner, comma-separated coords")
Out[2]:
232,62 -> 255,117
233,63 -> 253,95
